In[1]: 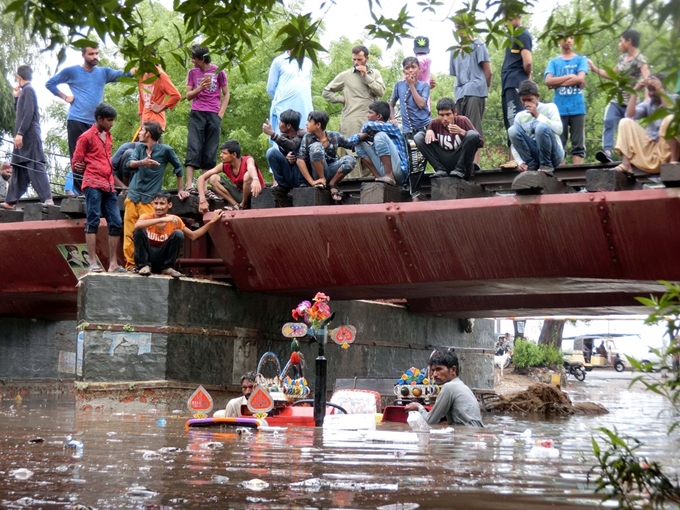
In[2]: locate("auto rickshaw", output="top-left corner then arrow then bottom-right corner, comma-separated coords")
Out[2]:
566,335 -> 628,372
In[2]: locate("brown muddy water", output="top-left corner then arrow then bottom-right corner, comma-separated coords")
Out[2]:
0,375 -> 678,509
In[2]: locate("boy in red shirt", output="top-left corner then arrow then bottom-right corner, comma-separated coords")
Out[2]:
71,103 -> 124,273
134,192 -> 224,277
196,140 -> 264,211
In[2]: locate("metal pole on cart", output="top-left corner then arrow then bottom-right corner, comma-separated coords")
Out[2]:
313,313 -> 334,427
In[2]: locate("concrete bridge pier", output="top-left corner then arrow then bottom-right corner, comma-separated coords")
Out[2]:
75,274 -> 495,396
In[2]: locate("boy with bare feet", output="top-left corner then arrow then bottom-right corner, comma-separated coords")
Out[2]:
134,192 -> 224,277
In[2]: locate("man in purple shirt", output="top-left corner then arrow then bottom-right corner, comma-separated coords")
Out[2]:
185,45 -> 230,191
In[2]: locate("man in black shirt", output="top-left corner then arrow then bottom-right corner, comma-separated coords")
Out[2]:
501,14 -> 533,147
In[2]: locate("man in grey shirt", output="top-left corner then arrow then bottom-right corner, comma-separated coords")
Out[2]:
450,24 -> 492,168
405,349 -> 484,427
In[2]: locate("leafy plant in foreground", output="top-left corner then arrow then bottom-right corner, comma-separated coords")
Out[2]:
590,281 -> 680,508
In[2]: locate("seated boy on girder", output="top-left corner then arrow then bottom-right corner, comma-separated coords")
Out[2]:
133,192 -> 224,277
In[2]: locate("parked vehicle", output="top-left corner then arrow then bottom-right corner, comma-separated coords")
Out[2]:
564,334 -> 631,372
563,359 -> 586,381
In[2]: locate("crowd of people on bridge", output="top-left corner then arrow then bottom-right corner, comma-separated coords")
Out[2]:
0,14 -> 678,275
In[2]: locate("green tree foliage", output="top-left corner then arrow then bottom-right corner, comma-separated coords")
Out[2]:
0,0 -> 42,135
512,339 -> 563,368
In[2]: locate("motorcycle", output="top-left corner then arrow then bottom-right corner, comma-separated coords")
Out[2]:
563,359 -> 586,381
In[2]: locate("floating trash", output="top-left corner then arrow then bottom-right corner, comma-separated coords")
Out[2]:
211,475 -> 230,484
246,496 -> 274,503
54,465 -> 69,473
238,479 -> 270,491
377,504 -> 419,510
156,418 -> 167,427
528,446 -> 560,459
27,437 -> 44,443
503,428 -> 532,439
125,485 -> 158,499
200,441 -> 224,450
10,468 -> 34,480
235,427 -> 253,436
141,450 -> 162,460
289,478 -> 399,492
64,435 -> 84,449
158,446 -> 183,454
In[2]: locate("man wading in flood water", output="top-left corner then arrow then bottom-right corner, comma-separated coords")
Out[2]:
405,349 -> 484,427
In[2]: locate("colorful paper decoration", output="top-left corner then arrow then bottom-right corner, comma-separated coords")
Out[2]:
331,325 -> 356,349
282,322 -> 308,338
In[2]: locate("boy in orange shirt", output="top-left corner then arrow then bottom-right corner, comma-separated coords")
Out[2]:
133,191 -> 223,277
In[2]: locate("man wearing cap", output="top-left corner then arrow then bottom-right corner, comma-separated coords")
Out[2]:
450,24 -> 492,169
413,36 -> 436,93
322,44 -> 386,178
184,44 -> 230,191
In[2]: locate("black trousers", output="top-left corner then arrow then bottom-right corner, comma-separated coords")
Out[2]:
67,120 -> 91,194
133,229 -> 184,273
414,130 -> 481,180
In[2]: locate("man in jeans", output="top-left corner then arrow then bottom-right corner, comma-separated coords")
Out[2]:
46,45 -> 128,193
71,103 -> 124,273
508,80 -> 564,174
415,97 -> 482,180
296,110 -> 356,202
349,101 -> 409,186
262,109 -> 305,193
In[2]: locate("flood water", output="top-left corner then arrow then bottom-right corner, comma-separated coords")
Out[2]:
1,374 -> 678,509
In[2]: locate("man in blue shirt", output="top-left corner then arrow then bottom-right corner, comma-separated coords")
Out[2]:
46,45 -> 128,193
350,101 -> 409,186
544,36 -> 588,164
389,57 -> 430,137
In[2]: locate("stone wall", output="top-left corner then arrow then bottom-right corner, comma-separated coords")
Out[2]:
0,318 -> 77,379
76,274 -> 495,389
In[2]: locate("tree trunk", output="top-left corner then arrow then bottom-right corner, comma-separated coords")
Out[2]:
538,319 -> 566,349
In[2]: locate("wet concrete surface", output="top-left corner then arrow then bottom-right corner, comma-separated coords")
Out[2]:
0,373 -> 678,509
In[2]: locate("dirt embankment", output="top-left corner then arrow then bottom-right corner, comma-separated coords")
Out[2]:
490,367 -> 608,416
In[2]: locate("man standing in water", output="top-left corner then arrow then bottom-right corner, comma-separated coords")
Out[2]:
213,372 -> 257,418
405,349 -> 484,427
